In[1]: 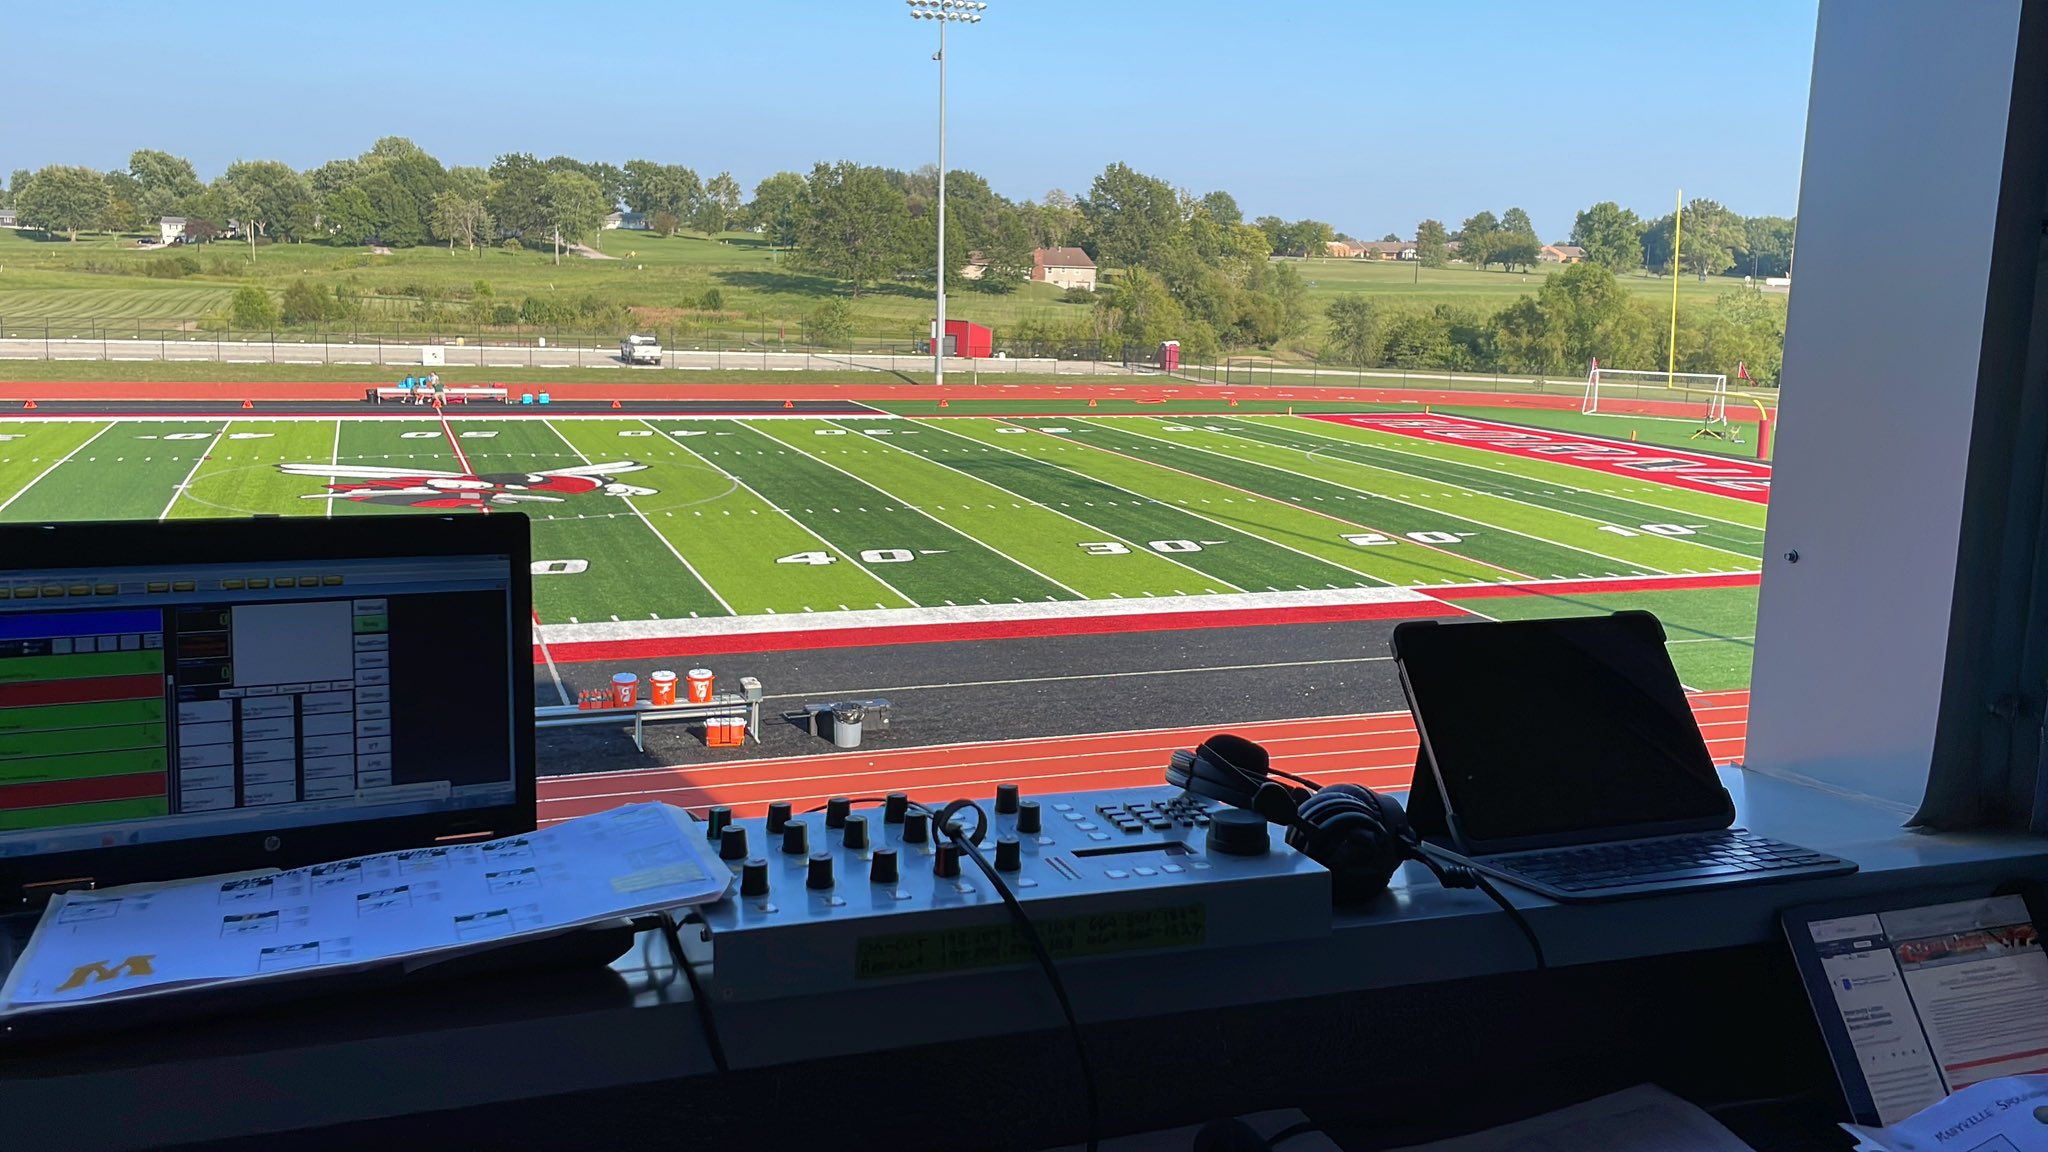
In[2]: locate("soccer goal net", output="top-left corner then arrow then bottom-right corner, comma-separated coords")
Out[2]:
1582,361 -> 1729,424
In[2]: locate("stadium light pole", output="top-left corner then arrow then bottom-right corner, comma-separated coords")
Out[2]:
909,0 -> 986,387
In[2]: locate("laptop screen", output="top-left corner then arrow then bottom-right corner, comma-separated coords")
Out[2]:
1393,612 -> 1730,848
0,516 -> 533,898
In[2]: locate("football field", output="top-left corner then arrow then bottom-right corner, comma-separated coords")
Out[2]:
0,410 -> 1767,672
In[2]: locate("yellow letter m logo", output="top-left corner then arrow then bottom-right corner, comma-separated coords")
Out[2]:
55,955 -> 157,992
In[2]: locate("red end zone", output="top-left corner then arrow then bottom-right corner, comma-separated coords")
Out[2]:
1315,413 -> 1771,504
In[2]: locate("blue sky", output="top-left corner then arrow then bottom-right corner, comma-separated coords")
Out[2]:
9,0 -> 1818,240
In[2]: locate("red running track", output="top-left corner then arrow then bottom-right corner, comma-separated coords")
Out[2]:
536,690 -> 1750,824
0,379 -> 1766,421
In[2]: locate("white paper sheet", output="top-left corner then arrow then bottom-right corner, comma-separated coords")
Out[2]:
0,802 -> 728,1015
1383,1084 -> 1756,1152
1843,1076 -> 2048,1151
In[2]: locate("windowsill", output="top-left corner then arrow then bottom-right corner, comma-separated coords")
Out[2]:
5,768 -> 2045,1150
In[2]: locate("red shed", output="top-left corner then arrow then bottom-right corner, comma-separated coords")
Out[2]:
931,319 -> 993,358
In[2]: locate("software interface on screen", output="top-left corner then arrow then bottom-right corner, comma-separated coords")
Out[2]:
1809,895 -> 2048,1124
0,555 -> 518,859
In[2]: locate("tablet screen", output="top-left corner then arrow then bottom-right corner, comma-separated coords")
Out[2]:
1395,613 -> 1727,846
1805,895 -> 2048,1125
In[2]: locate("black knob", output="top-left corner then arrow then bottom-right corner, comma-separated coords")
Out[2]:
719,826 -> 749,861
806,852 -> 835,890
781,820 -> 809,855
902,810 -> 929,844
870,848 -> 899,884
1017,800 -> 1042,835
883,793 -> 909,824
995,783 -> 1020,814
766,801 -> 792,834
934,842 -> 961,878
826,797 -> 851,828
843,814 -> 869,851
740,857 -> 770,896
1205,810 -> 1270,857
705,806 -> 732,841
995,835 -> 1021,872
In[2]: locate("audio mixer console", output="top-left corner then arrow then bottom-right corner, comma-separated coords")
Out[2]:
690,785 -> 1331,1002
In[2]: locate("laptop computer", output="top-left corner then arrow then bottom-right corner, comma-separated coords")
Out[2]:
1782,883 -> 2048,1128
0,513 -> 536,982
1390,611 -> 1856,902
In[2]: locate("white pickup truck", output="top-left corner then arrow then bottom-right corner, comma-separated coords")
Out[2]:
619,334 -> 663,365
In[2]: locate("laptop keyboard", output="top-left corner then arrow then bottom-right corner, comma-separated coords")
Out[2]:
1492,830 -> 1846,894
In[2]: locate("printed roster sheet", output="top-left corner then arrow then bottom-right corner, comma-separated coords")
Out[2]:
0,802 -> 729,1014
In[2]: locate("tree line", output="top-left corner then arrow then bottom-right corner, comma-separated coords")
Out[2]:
1,142 -> 1793,367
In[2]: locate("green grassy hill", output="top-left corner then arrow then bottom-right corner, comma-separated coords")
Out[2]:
0,228 -> 1758,354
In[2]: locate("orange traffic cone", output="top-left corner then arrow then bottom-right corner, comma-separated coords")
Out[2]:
21,400 -> 35,410
611,399 -> 622,410
938,398 -> 949,408
1088,397 -> 1098,407
1228,398 -> 1238,407
783,400 -> 795,410
242,399 -> 254,410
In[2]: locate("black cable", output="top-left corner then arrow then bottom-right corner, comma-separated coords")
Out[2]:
661,911 -> 730,1075
1408,851 -> 1547,970
913,799 -> 1102,1152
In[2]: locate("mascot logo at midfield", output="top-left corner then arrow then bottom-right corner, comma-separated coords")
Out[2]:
277,461 -> 656,509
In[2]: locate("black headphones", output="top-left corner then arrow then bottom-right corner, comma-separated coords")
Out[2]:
1168,733 -> 1423,903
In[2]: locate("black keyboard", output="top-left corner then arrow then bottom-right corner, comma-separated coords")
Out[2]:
1490,829 -> 1850,895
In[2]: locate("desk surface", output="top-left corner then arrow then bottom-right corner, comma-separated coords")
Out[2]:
5,766 -> 2043,1151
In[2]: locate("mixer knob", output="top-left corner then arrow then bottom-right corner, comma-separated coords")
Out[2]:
825,797 -> 852,828
740,858 -> 770,897
995,783 -> 1020,815
994,835 -> 1022,872
705,806 -> 732,841
902,810 -> 930,844
1205,810 -> 1270,857
766,801 -> 792,834
883,793 -> 909,824
870,848 -> 900,885
933,842 -> 961,878
781,820 -> 809,855
807,853 -> 835,890
1016,800 -> 1042,835
719,826 -> 749,861
842,814 -> 870,851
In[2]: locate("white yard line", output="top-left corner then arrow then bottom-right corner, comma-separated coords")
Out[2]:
939,419 -> 1397,588
157,423 -> 230,520
828,417 -> 1246,594
642,419 -> 922,608
1088,417 -> 1659,576
541,419 -> 736,616
747,421 -> 1090,600
0,421 -> 115,516
325,418 -> 341,520
1237,415 -> 1767,547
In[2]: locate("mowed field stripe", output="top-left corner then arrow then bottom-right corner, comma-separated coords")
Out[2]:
843,417 -> 1250,595
536,693 -> 1750,820
1087,417 -> 1667,578
0,421 -> 112,518
777,420 -> 1196,600
734,419 -> 1085,603
635,420 -> 918,612
1308,416 -> 1770,530
1205,416 -> 1764,564
1,420 -> 229,522
169,420 -> 341,519
540,419 -> 739,616
970,417 -> 1531,586
1246,416 -> 1766,555
889,418 -> 1378,595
